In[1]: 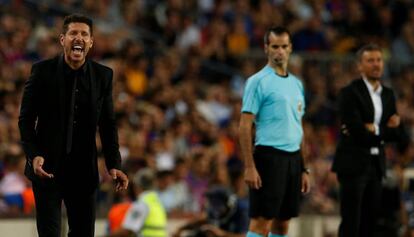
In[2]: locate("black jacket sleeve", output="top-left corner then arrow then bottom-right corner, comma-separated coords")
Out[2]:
18,63 -> 41,163
98,69 -> 122,170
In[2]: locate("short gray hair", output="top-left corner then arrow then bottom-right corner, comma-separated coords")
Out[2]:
133,168 -> 155,190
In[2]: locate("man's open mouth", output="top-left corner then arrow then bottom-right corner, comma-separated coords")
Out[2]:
72,45 -> 84,54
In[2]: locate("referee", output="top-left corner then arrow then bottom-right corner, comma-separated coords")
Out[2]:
239,26 -> 311,237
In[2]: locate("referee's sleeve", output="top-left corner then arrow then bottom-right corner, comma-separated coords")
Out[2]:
241,76 -> 262,115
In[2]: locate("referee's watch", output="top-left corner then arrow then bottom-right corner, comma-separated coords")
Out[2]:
302,167 -> 311,174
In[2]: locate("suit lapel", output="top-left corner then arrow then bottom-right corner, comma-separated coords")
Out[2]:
57,55 -> 66,131
356,79 -> 375,120
380,88 -> 392,124
88,60 -> 98,125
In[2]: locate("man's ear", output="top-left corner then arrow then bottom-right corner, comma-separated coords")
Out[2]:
59,34 -> 64,46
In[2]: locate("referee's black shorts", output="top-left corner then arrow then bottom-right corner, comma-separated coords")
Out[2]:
249,145 -> 303,220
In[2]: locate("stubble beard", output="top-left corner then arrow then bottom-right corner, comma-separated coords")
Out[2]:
367,73 -> 382,81
272,57 -> 284,67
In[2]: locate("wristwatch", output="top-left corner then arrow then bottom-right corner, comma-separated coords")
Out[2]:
302,167 -> 311,174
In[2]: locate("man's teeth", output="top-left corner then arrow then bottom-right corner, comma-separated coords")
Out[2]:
73,46 -> 83,51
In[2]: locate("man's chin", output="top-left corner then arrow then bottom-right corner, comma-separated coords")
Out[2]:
70,55 -> 85,62
273,58 -> 284,64
369,76 -> 381,81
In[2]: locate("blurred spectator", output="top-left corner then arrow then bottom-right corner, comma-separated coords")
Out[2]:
226,16 -> 250,56
172,185 -> 248,237
167,157 -> 193,218
107,168 -> 167,237
292,15 -> 328,51
185,150 -> 211,213
107,183 -> 136,233
0,148 -> 28,216
176,13 -> 201,52
156,170 -> 176,212
391,23 -> 414,65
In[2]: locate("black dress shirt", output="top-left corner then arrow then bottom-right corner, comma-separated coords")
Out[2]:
61,61 -> 95,190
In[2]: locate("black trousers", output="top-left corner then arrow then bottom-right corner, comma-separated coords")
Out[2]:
337,161 -> 382,237
33,181 -> 96,237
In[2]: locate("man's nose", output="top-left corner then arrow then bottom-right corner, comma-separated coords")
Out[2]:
74,34 -> 82,40
372,62 -> 381,68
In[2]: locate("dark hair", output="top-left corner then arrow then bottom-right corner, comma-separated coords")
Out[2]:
62,14 -> 93,35
356,43 -> 382,62
264,26 -> 291,45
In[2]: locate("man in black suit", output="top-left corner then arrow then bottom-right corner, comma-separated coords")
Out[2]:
18,14 -> 128,237
332,44 -> 406,237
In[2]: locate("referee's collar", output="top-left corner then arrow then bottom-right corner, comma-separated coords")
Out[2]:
266,65 -> 289,78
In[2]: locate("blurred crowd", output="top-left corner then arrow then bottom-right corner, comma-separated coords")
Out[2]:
0,0 -> 414,231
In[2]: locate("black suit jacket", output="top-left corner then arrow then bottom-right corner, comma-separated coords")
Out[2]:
18,55 -> 121,188
332,78 -> 406,176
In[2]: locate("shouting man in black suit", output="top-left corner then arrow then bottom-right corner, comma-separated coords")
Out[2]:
332,44 -> 406,237
18,14 -> 128,237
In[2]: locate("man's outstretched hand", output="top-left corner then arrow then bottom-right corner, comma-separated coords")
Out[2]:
109,169 -> 129,191
33,156 -> 54,178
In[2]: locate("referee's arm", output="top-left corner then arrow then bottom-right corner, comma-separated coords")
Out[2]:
239,112 -> 262,190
